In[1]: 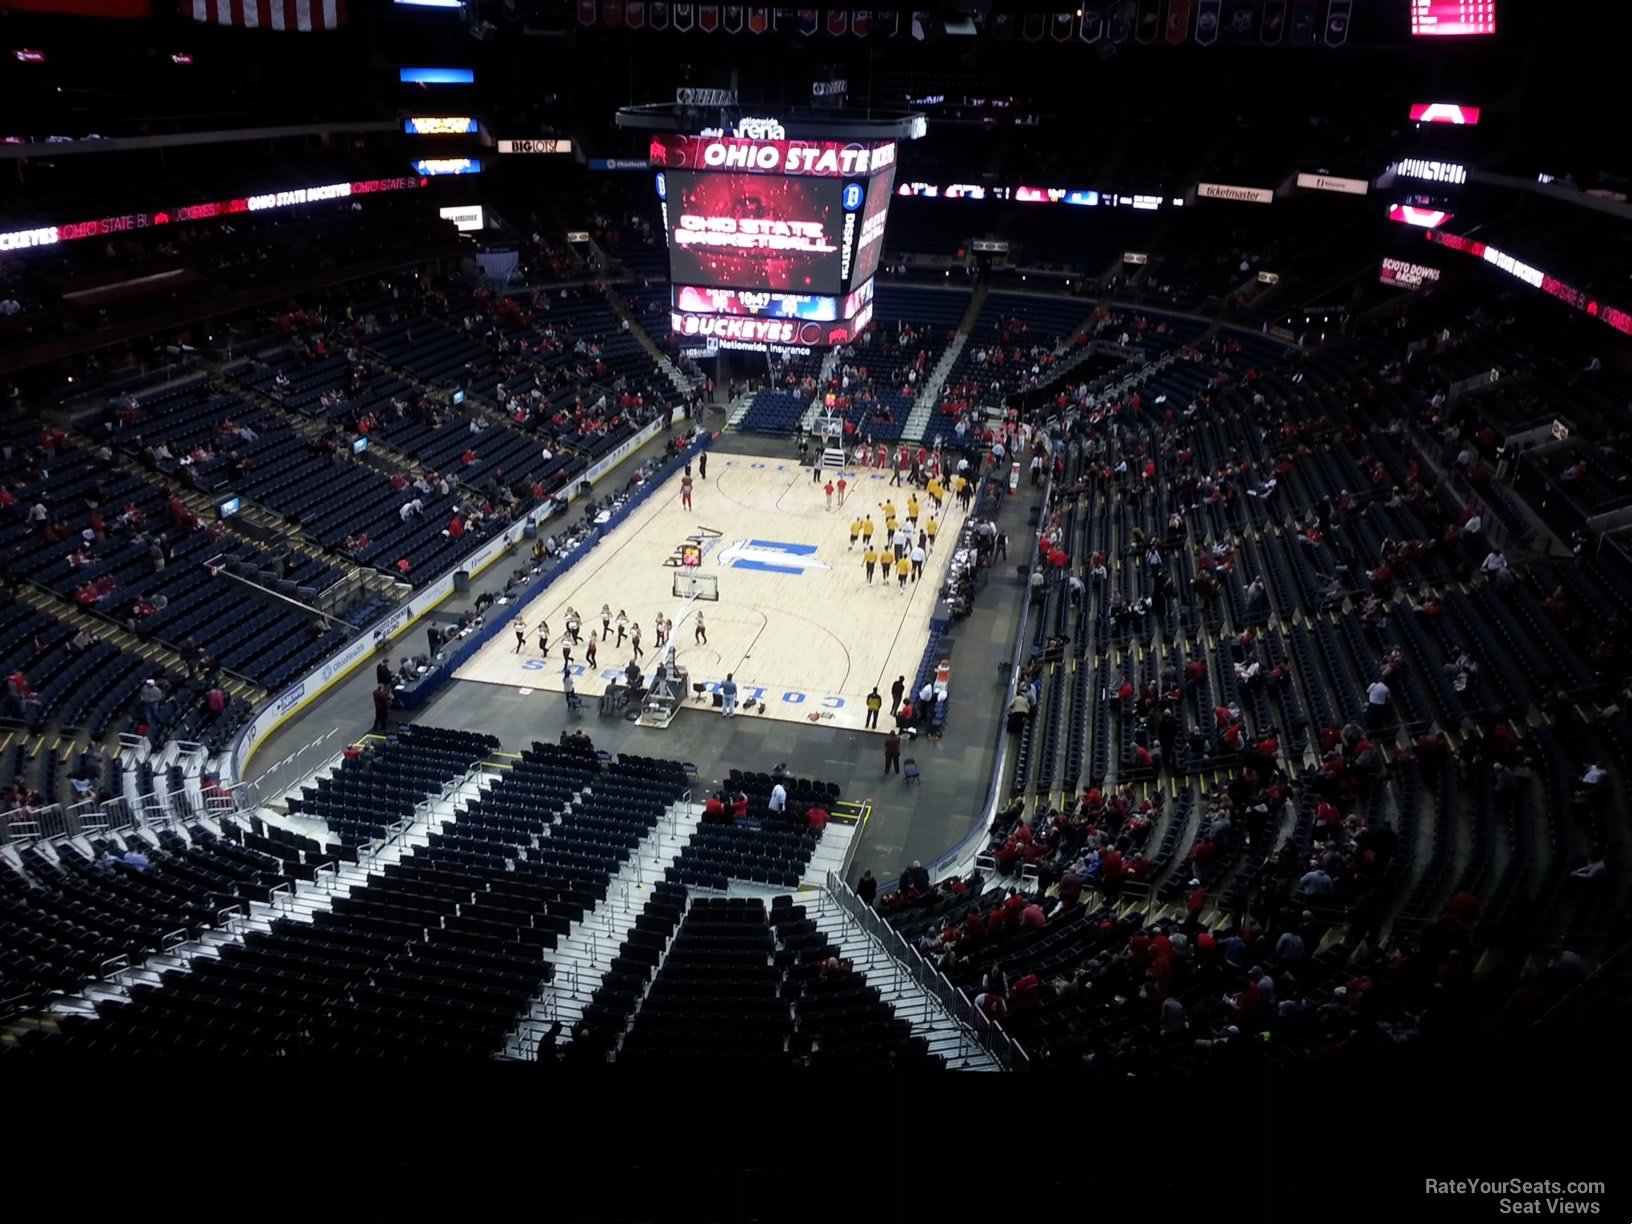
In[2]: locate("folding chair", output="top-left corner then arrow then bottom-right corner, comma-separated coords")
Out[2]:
902,759 -> 921,784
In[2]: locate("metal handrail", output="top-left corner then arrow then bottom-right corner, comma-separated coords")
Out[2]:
824,870 -> 1027,1070
864,468 -> 1051,896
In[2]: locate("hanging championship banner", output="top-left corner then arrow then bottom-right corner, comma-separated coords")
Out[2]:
826,8 -> 847,34
578,0 -> 597,24
1323,0 -> 1349,45
875,8 -> 897,34
1259,0 -> 1286,42
1110,0 -> 1136,42
626,1 -> 645,26
673,1 -> 693,28
1224,0 -> 1253,41
698,4 -> 719,30
1052,12 -> 1074,40
748,5 -> 767,30
601,0 -> 623,27
1289,0 -> 1315,45
851,9 -> 871,36
650,0 -> 670,27
1079,4 -> 1104,41
1262,0 -> 1285,43
1167,0 -> 1192,43
723,4 -> 742,31
1136,0 -> 1160,42
798,7 -> 818,34
1192,0 -> 1220,44
1022,12 -> 1045,38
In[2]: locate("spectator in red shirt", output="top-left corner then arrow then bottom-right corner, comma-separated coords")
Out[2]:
1009,973 -> 1043,1012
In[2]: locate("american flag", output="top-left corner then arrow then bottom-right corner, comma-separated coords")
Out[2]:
186,0 -> 349,30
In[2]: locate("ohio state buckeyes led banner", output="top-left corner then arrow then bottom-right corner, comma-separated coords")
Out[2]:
650,134 -> 895,177
0,175 -> 424,254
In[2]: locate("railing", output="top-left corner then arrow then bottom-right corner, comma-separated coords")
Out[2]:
23,576 -> 261,694
314,565 -> 387,620
836,799 -> 870,883
825,870 -> 1028,1071
0,782 -> 234,846
898,468 -> 1050,890
229,727 -> 341,808
205,551 -> 351,627
1402,416 -> 1514,553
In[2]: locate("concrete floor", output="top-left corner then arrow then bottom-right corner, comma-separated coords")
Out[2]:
245,423 -> 1038,886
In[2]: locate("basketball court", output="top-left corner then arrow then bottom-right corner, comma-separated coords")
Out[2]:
453,449 -> 968,735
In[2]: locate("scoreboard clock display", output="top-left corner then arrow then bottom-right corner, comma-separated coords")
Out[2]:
1410,0 -> 1496,37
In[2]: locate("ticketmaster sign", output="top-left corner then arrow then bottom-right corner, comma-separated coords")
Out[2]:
1196,181 -> 1275,204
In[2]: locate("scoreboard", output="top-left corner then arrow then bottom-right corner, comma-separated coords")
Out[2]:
653,126 -> 894,351
1410,0 -> 1497,37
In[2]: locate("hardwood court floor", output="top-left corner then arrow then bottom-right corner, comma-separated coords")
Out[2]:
452,450 -> 968,735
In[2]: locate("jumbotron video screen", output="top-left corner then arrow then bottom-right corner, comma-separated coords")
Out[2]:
666,170 -> 844,294
654,129 -> 895,349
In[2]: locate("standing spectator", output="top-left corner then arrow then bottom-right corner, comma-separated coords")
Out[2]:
372,683 -> 390,733
720,673 -> 738,718
883,729 -> 902,774
1365,676 -> 1391,732
856,869 -> 878,905
139,676 -> 165,730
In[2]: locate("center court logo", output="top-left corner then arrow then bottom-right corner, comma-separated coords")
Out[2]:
718,539 -> 830,575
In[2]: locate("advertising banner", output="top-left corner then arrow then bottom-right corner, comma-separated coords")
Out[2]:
496,139 -> 574,154
1296,172 -> 1370,195
1197,181 -> 1274,203
649,133 -> 896,177
1379,257 -> 1441,289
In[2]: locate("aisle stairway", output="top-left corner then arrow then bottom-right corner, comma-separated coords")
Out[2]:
902,334 -> 969,444
517,795 -> 703,1055
724,389 -> 760,430
602,284 -> 700,401
797,347 -> 847,433
803,889 -> 1002,1069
